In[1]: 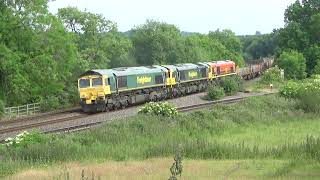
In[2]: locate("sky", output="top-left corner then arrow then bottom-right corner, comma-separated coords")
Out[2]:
48,0 -> 297,35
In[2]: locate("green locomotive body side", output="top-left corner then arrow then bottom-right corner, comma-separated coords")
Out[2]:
112,66 -> 167,92
171,63 -> 209,83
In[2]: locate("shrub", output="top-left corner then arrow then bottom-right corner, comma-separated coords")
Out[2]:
296,82 -> 320,113
207,85 -> 225,100
281,80 -> 320,113
219,76 -> 241,95
279,81 -> 300,99
277,50 -> 307,79
261,65 -> 282,84
138,102 -> 178,117
0,100 -> 4,117
40,96 -> 60,111
4,130 -> 47,149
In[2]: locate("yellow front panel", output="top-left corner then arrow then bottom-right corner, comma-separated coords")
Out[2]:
78,75 -> 110,105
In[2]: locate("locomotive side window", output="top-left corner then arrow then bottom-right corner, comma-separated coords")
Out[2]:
180,70 -> 186,81
155,75 -> 164,84
79,79 -> 90,88
200,68 -> 207,77
117,76 -> 127,88
92,78 -> 102,86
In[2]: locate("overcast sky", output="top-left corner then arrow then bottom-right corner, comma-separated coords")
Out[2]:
48,0 -> 296,35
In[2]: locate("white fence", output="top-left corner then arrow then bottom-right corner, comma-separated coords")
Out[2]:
4,103 -> 41,118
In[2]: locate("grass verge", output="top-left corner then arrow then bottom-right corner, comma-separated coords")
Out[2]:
1,95 -> 320,178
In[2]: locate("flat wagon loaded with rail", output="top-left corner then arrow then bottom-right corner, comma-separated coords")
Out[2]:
78,58 -> 273,112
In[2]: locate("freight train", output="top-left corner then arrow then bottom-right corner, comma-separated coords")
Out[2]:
78,58 -> 273,112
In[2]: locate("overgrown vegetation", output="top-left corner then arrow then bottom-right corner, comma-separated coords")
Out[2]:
0,1 -> 245,110
0,100 -> 4,117
138,102 -> 178,117
1,95 -> 320,177
207,85 -> 225,100
206,76 -> 243,100
4,130 -> 45,149
280,76 -> 320,113
260,66 -> 283,84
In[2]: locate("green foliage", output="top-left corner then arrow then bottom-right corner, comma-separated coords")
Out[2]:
207,85 -> 225,100
0,99 -> 4,116
296,81 -> 320,113
131,20 -> 183,65
219,76 -> 243,95
276,0 -> 320,76
277,50 -> 306,79
2,95 -> 320,177
168,148 -> 183,180
138,102 -> 178,117
260,66 -> 282,84
280,79 -> 320,113
279,81 -> 300,99
240,33 -> 276,61
4,130 -> 46,149
208,29 -> 244,66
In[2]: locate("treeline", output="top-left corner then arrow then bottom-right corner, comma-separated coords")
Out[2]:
0,0 -> 318,110
0,1 -> 244,109
241,0 -> 320,79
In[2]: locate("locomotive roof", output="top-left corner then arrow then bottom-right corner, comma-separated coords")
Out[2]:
112,66 -> 167,76
162,63 -> 207,71
80,66 -> 167,77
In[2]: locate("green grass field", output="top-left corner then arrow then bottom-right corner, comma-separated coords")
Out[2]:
1,94 -> 320,179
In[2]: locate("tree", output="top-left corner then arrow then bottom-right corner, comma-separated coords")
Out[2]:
131,20 -> 183,65
208,29 -> 244,66
277,50 -> 307,79
276,0 -> 320,77
58,7 -> 119,70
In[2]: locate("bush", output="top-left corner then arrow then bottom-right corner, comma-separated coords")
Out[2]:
0,100 -> 4,117
277,50 -> 307,79
4,130 -> 47,149
261,66 -> 282,84
281,80 -> 320,113
279,81 -> 300,99
207,85 -> 225,100
296,82 -> 320,113
138,102 -> 178,117
219,76 -> 242,95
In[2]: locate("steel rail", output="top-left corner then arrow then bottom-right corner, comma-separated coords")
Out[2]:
41,92 -> 276,134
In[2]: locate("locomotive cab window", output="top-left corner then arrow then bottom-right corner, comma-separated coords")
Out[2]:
217,67 -> 221,75
79,79 -> 90,88
105,78 -> 111,86
92,77 -> 102,86
200,68 -> 207,77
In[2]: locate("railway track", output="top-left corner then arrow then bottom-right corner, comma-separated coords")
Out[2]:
0,92 -> 276,141
44,95 -> 254,134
